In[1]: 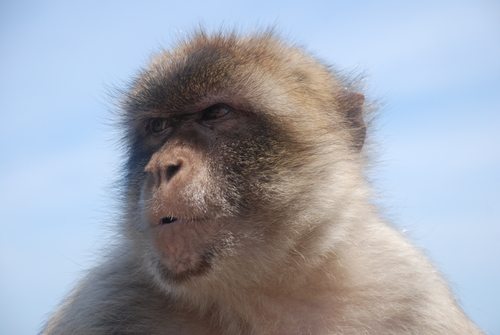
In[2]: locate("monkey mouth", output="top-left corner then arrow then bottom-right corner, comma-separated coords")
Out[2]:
161,216 -> 178,224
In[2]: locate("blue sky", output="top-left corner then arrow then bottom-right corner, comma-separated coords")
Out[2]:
1,0 -> 499,334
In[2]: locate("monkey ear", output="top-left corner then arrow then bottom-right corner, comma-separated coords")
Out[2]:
342,93 -> 366,151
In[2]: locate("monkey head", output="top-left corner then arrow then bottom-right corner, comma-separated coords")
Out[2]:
120,32 -> 366,289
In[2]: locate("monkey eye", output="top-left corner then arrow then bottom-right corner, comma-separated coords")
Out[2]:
148,118 -> 170,134
200,104 -> 230,121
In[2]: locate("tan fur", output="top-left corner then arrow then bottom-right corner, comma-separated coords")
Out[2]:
41,30 -> 484,335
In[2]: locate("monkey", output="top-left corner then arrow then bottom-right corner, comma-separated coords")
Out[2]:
41,30 -> 484,335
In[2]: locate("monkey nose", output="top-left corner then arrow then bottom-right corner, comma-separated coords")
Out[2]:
144,160 -> 183,187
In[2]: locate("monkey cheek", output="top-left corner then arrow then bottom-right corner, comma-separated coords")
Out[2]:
152,220 -> 218,275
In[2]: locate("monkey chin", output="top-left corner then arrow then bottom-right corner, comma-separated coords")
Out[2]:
151,217 -> 221,280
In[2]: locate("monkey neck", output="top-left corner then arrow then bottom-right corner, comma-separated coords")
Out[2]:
159,262 -> 338,334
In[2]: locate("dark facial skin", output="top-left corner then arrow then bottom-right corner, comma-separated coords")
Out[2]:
140,104 -> 251,278
124,93 -> 289,281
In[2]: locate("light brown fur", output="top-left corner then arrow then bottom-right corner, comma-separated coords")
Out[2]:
41,30 -> 484,335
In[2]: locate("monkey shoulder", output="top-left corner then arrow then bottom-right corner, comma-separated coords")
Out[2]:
40,255 -> 219,335
334,220 -> 484,334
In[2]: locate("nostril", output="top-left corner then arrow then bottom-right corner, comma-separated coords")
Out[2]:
165,164 -> 181,181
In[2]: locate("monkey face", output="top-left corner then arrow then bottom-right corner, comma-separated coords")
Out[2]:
126,94 -> 289,282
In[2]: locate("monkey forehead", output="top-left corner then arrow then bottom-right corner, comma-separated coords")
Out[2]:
123,32 -> 345,118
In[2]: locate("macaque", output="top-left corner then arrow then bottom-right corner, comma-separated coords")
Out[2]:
41,30 -> 484,335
